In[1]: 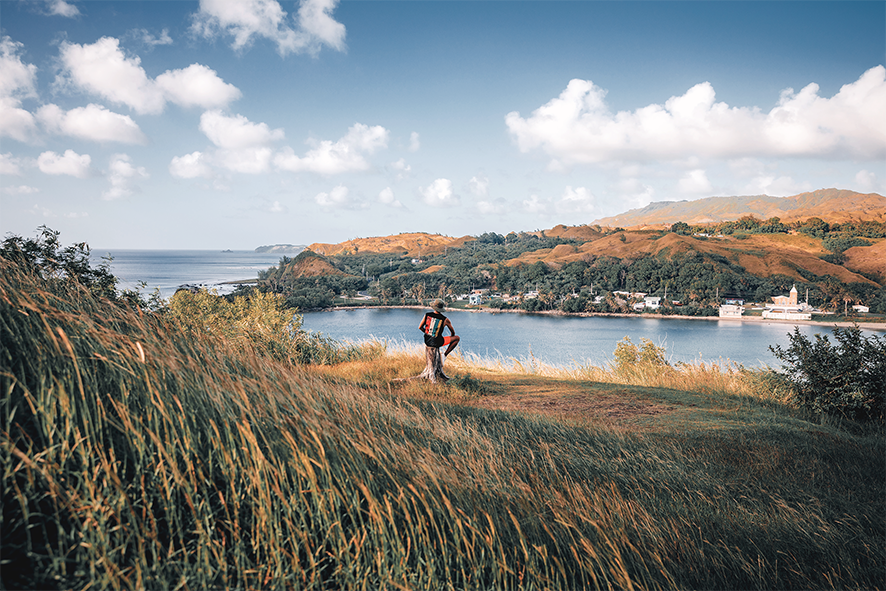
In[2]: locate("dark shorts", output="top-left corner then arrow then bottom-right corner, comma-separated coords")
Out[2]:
424,334 -> 456,348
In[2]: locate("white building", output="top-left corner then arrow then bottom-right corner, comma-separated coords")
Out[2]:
719,304 -> 744,318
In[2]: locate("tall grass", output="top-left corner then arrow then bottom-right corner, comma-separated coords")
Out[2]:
2,258 -> 884,590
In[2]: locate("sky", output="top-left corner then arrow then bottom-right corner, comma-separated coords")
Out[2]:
1,0 -> 884,250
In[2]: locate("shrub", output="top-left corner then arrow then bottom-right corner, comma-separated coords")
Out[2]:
167,289 -> 353,364
613,336 -> 670,376
770,326 -> 886,422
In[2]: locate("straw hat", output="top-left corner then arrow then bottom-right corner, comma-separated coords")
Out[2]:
431,299 -> 445,311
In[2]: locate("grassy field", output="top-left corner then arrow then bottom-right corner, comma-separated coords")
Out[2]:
2,261 -> 884,590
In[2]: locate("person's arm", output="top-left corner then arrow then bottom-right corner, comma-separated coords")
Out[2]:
444,318 -> 456,335
419,314 -> 427,332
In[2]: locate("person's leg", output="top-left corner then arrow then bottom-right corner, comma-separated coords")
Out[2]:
442,335 -> 460,356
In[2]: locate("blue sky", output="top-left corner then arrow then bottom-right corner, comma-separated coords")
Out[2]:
1,0 -> 884,249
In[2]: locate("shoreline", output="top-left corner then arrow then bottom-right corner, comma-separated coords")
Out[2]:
310,304 -> 886,331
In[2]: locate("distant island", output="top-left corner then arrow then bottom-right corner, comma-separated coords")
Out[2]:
254,244 -> 306,254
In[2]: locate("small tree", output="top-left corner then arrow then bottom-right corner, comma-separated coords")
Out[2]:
770,326 -> 886,423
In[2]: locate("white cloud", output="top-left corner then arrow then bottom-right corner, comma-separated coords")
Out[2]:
315,184 -> 353,208
506,66 -> 886,165
555,186 -> 596,214
37,149 -> 91,177
192,0 -> 346,56
676,169 -> 713,196
103,153 -> 148,200
135,28 -> 174,47
409,131 -> 420,152
3,185 -> 39,195
0,37 -> 38,98
155,64 -> 242,109
200,110 -> 283,149
274,123 -> 388,175
0,97 -> 38,142
612,177 -> 655,209
47,0 -> 80,17
0,153 -> 23,175
37,103 -> 147,144
421,178 -> 459,207
268,200 -> 286,213
468,174 -> 489,197
169,151 -> 213,179
60,37 -> 164,114
0,37 -> 39,142
378,186 -> 402,207
59,37 -> 240,114
215,147 -> 274,174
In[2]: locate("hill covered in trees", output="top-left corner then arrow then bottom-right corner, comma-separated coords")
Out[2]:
253,214 -> 886,314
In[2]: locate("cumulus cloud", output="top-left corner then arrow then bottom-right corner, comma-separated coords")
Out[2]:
59,37 -> 240,114
37,149 -> 91,177
47,0 -> 80,17
215,147 -> 274,174
155,64 -> 242,109
274,123 -> 388,175
378,186 -> 402,207
0,153 -> 24,175
506,66 -> 886,166
421,178 -> 459,207
315,184 -> 354,208
200,109 -> 283,149
169,151 -> 213,179
0,37 -> 39,142
103,153 -> 148,200
37,103 -> 146,144
409,131 -> 420,152
192,0 -> 346,56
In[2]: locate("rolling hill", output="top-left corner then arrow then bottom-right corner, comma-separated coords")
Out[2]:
591,189 -> 886,228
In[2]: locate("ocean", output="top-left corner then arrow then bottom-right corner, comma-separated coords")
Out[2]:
90,249 -> 285,299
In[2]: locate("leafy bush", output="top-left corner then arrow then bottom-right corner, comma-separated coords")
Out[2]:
167,289 -> 352,364
770,326 -> 886,422
613,337 -> 670,376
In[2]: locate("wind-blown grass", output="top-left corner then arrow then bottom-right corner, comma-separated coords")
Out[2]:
2,258 -> 883,590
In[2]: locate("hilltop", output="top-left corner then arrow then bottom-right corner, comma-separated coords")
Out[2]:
308,232 -> 473,257
592,188 -> 886,228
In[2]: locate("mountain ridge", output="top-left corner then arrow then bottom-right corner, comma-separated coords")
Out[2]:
591,189 -> 886,228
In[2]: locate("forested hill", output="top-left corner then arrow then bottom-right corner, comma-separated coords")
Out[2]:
592,189 -> 886,228
254,215 -> 886,314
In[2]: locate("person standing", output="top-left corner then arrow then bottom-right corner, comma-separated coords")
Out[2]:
419,299 -> 460,356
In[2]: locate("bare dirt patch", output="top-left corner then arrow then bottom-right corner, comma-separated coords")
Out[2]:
469,374 -> 676,426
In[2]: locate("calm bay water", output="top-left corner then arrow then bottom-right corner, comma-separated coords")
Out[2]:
91,250 -> 284,299
301,307 -> 872,369
88,250 -> 877,369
